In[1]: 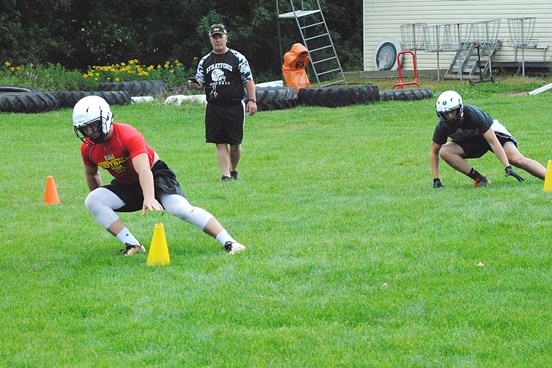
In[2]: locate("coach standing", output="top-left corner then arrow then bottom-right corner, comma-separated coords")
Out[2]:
188,23 -> 257,181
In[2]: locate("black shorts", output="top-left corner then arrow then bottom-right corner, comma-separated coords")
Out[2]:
205,101 -> 245,145
456,133 -> 517,159
104,160 -> 185,212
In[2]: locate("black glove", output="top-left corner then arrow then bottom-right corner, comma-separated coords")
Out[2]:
433,178 -> 444,188
505,166 -> 524,182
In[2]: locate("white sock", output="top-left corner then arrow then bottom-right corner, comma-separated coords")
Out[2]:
115,227 -> 140,245
215,230 -> 236,246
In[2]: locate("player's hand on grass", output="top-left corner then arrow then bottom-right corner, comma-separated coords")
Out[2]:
142,197 -> 164,215
505,166 -> 524,182
433,178 -> 444,188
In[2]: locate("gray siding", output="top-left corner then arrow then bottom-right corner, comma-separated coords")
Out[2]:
363,0 -> 552,71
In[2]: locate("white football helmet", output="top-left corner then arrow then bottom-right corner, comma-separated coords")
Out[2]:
436,90 -> 463,125
72,95 -> 113,142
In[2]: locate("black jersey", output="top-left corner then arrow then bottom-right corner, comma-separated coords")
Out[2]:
432,104 -> 512,145
196,49 -> 253,106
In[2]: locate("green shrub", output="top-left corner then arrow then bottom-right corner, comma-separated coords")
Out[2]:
0,61 -> 99,91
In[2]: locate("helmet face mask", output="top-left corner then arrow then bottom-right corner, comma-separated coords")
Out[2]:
436,91 -> 463,127
72,96 -> 113,143
76,119 -> 103,142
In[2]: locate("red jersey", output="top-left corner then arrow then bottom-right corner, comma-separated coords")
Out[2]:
81,123 -> 156,184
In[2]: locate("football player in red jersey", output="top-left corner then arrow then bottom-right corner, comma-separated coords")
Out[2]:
73,95 -> 246,256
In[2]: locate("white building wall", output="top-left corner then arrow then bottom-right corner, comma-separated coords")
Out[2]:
363,0 -> 552,71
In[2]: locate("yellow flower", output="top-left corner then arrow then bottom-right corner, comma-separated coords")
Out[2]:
4,61 -> 11,67
115,77 -> 120,82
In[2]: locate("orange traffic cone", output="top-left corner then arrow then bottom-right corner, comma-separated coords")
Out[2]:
44,176 -> 60,205
147,223 -> 171,266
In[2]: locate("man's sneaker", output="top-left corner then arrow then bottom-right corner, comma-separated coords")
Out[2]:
121,243 -> 146,256
224,241 -> 246,255
473,177 -> 491,187
221,175 -> 232,181
230,170 -> 239,180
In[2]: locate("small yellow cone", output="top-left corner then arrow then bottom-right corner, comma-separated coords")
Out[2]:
147,223 -> 170,266
544,160 -> 552,192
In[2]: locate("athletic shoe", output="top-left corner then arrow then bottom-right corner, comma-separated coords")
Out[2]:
121,243 -> 146,256
224,241 -> 246,255
473,177 -> 491,187
221,175 -> 232,181
230,170 -> 239,180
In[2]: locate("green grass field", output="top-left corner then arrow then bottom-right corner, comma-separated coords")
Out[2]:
1,79 -> 551,367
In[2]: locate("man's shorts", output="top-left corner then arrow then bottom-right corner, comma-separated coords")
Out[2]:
205,101 -> 245,145
104,160 -> 185,212
456,133 -> 518,159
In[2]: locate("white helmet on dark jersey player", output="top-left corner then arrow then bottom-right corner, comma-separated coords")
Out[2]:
72,95 -> 113,143
436,90 -> 463,126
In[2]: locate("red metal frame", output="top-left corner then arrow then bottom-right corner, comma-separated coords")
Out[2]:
392,50 -> 420,89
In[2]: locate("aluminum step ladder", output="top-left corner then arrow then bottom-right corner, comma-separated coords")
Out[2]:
276,0 -> 346,87
444,41 -> 501,81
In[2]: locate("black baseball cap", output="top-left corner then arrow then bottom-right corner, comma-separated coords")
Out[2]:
209,24 -> 227,37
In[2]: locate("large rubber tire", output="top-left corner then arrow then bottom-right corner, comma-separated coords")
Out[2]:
0,92 -> 60,113
55,91 -> 132,108
98,80 -> 165,97
298,86 -> 380,108
0,85 -> 41,93
254,87 -> 298,111
379,88 -> 433,101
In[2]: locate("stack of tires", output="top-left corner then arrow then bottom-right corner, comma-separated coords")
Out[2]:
54,91 -> 131,109
1,81 -> 433,113
98,80 -> 166,98
251,85 -> 433,112
255,87 -> 299,112
0,86 -> 60,113
0,85 -> 132,113
379,88 -> 433,101
298,86 -> 380,108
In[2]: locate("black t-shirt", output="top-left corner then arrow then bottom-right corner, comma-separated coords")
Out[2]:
432,104 -> 495,145
196,48 -> 253,106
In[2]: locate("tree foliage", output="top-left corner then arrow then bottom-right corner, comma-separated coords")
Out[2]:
0,0 -> 362,80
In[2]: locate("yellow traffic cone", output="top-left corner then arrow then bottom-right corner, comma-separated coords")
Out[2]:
147,223 -> 170,266
544,160 -> 552,192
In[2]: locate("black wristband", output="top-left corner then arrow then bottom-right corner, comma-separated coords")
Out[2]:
246,98 -> 256,103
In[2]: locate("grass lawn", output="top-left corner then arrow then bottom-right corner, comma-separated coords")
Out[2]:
0,77 -> 551,367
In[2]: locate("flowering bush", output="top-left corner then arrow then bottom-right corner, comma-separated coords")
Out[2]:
83,59 -> 194,90
1,59 -> 195,93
